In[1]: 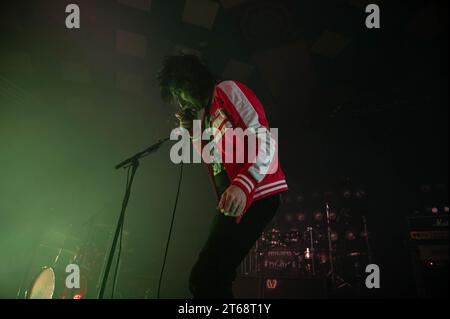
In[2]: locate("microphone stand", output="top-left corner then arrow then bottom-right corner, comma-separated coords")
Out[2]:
98,138 -> 170,299
325,203 -> 336,289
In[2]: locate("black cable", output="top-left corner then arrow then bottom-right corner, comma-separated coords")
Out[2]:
100,139 -> 169,299
111,226 -> 123,298
110,165 -> 132,298
157,162 -> 184,299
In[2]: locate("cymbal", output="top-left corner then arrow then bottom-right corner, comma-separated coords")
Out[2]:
347,251 -> 367,257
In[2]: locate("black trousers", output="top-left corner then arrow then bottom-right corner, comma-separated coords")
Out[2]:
189,194 -> 281,299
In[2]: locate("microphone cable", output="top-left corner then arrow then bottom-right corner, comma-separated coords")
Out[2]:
157,161 -> 184,299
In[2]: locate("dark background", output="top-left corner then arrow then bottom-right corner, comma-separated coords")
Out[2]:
0,0 -> 448,298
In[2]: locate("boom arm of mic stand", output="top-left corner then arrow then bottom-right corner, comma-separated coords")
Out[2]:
115,138 -> 170,170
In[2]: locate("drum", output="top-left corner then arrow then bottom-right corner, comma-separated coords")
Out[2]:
262,247 -> 299,275
259,228 -> 283,250
330,229 -> 339,242
21,239 -> 80,299
284,228 -> 302,247
317,250 -> 329,265
313,210 -> 324,222
27,267 -> 56,299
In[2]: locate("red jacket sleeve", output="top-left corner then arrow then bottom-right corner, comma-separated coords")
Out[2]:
213,81 -> 280,214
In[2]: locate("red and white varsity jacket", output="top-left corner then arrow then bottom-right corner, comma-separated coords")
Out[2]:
199,80 -> 288,216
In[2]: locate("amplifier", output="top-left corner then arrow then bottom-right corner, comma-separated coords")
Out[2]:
407,215 -> 448,240
410,231 -> 448,241
407,215 -> 449,298
417,245 -> 449,262
407,215 -> 449,262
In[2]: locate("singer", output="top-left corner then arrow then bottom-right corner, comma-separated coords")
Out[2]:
157,54 -> 288,298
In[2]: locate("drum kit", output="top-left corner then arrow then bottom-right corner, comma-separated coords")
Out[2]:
19,188 -> 372,297
17,230 -> 83,299
239,190 -> 373,290
18,222 -> 158,299
18,223 -> 112,299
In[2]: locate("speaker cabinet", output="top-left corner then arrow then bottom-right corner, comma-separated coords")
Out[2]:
410,245 -> 449,298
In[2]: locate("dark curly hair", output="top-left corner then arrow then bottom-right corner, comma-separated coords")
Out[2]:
157,54 -> 215,106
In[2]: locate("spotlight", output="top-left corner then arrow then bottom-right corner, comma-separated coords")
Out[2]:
319,252 -> 328,264
314,211 -> 324,221
330,230 -> 339,242
420,185 -> 431,193
329,210 -> 337,221
297,212 -> 306,222
355,189 -> 366,199
343,190 -> 352,198
283,193 -> 293,203
345,230 -> 356,241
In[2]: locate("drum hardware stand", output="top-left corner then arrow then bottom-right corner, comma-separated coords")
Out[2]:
98,138 -> 169,299
326,201 -> 366,294
362,215 -> 373,263
351,258 -> 363,293
325,203 -> 336,289
17,244 -> 40,299
344,215 -> 372,293
325,203 -> 352,290
333,273 -> 353,289
255,240 -> 260,274
307,227 -> 316,275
